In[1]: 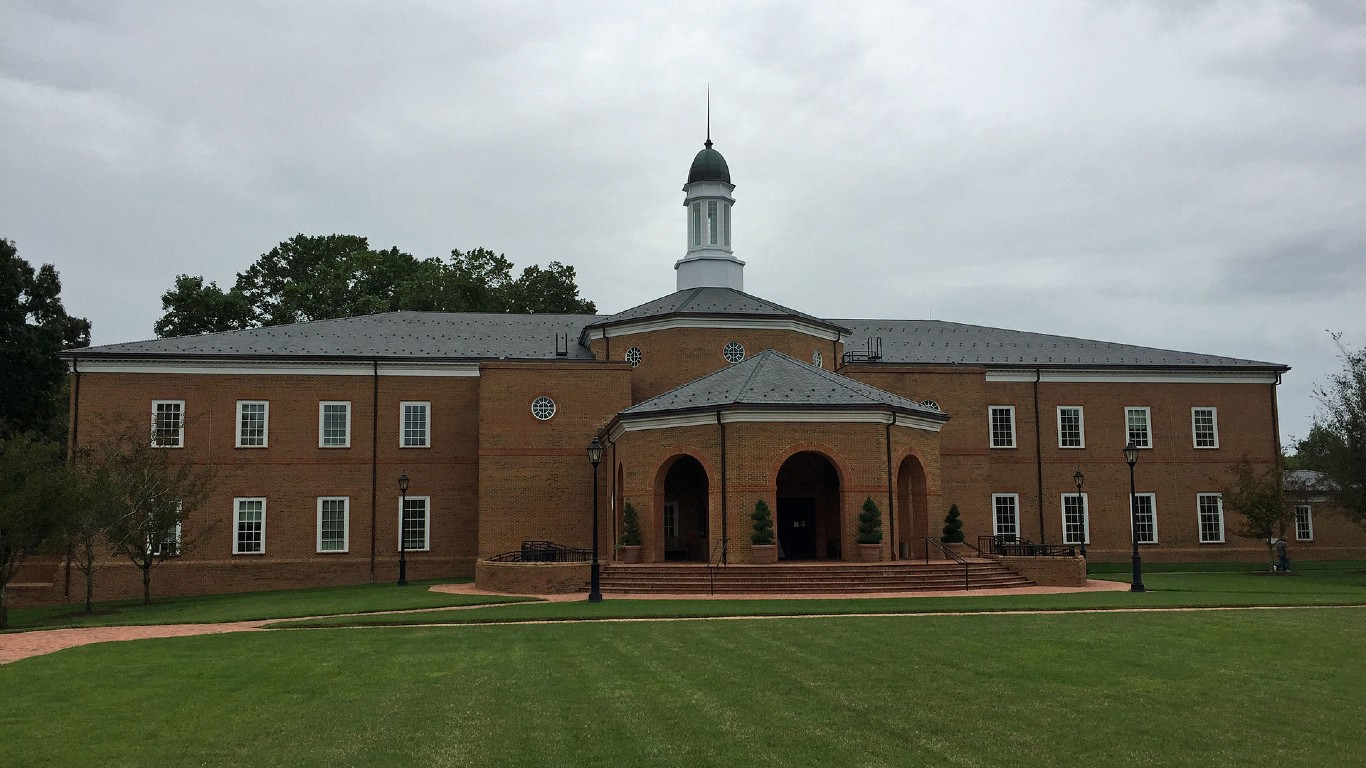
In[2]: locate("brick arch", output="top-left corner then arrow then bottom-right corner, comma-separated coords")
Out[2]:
770,445 -> 848,561
650,452 -> 712,563
765,442 -> 851,490
894,452 -> 932,556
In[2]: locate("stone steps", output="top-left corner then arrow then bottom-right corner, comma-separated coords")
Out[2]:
598,560 -> 1033,595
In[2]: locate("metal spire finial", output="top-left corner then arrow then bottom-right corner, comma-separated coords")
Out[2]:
705,85 -> 712,148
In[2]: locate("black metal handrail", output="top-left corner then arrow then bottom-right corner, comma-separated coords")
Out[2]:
977,534 -> 1076,558
486,540 -> 592,563
923,537 -> 970,589
706,537 -> 728,596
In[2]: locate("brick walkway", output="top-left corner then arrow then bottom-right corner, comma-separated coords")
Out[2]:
0,579 -> 1132,665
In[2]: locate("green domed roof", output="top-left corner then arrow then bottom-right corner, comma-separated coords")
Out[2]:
687,141 -> 731,184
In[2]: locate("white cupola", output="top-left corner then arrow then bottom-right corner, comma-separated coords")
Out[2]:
675,137 -> 744,291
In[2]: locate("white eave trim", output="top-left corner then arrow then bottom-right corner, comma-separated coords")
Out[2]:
984,368 -> 1280,385
585,316 -> 843,342
610,408 -> 944,439
69,359 -> 481,377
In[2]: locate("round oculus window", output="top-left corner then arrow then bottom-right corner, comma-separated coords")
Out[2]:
530,396 -> 556,421
812,350 -> 824,368
723,341 -> 745,364
920,399 -> 940,412
625,347 -> 642,367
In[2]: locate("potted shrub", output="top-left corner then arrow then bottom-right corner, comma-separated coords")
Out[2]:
619,502 -> 642,563
857,497 -> 883,562
751,500 -> 777,564
941,503 -> 966,556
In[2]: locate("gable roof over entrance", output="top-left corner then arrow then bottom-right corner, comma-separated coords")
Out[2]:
581,287 -> 849,342
618,349 -> 946,420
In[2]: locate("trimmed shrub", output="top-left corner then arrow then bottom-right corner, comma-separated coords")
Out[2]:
751,500 -> 775,545
620,502 -> 642,547
857,497 -> 883,544
941,504 -> 965,543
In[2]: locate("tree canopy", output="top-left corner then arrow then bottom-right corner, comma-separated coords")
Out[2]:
1298,334 -> 1366,526
155,235 -> 597,337
0,239 -> 91,440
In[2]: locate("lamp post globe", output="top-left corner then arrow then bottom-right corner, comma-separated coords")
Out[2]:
397,472 -> 410,587
1123,443 -> 1145,593
587,437 -> 604,603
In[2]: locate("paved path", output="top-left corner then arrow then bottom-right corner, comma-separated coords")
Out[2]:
12,579 -> 1337,666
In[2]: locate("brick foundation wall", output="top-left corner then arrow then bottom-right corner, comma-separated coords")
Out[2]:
997,555 -> 1087,586
475,560 -> 589,594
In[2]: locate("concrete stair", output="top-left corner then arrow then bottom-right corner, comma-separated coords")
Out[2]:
598,559 -> 1033,595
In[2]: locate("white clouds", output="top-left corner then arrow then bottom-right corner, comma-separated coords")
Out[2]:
1,0 -> 1362,445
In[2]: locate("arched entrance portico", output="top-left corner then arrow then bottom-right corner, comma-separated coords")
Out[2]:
655,455 -> 709,562
896,454 -> 930,557
776,451 -> 842,561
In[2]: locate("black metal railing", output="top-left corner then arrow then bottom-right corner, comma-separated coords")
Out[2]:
486,540 -> 592,563
923,537 -> 970,589
977,534 -> 1076,558
706,537 -> 728,596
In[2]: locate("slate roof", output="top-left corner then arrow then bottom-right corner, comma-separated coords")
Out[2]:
590,287 -> 848,333
619,349 -> 946,418
69,311 -> 604,361
837,319 -> 1288,370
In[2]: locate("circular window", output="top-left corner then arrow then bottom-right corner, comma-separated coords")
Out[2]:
723,341 -> 745,364
812,350 -> 824,368
920,399 -> 940,412
625,347 -> 642,367
530,396 -> 557,421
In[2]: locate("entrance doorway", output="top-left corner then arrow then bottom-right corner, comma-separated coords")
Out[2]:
896,455 -> 929,558
660,455 -> 709,562
776,452 -> 842,561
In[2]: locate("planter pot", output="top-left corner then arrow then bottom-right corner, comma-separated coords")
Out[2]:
620,545 -> 642,564
858,543 -> 882,562
751,544 -> 777,564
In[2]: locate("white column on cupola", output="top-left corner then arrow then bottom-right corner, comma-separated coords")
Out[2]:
676,128 -> 744,291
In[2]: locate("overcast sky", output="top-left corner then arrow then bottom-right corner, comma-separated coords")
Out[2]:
3,0 -> 1363,446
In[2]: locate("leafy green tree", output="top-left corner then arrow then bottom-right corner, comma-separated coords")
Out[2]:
751,500 -> 775,545
0,435 -> 70,628
857,497 -> 883,544
64,454 -> 120,613
1221,457 -> 1294,569
941,504 -> 965,543
1298,334 -> 1366,526
620,502 -> 642,547
155,236 -> 596,337
92,416 -> 214,604
1,239 -> 91,440
153,275 -> 252,337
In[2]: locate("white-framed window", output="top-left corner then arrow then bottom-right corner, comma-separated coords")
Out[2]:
1295,504 -> 1313,542
1197,493 -> 1224,543
233,497 -> 266,554
319,401 -> 351,448
399,496 -> 430,552
1131,493 -> 1158,544
1062,492 -> 1090,545
989,406 -> 1016,448
691,202 -> 702,247
1192,407 -> 1219,449
151,400 -> 185,448
707,200 -> 720,245
317,497 -> 349,553
723,341 -> 745,364
1125,407 -> 1152,448
236,400 -> 268,448
400,402 -> 430,448
625,347 -> 642,367
812,349 -> 823,368
663,501 -> 680,539
150,513 -> 182,557
1057,406 -> 1085,449
992,494 -> 1020,539
531,396 -> 556,421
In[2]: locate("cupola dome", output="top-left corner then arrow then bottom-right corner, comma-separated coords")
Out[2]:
687,140 -> 731,184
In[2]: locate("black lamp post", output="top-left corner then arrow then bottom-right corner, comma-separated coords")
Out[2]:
586,437 -> 603,603
1124,442 -> 1145,593
1073,469 -> 1086,562
397,472 -> 410,587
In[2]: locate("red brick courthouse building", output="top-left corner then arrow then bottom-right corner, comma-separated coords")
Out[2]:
48,139 -> 1362,601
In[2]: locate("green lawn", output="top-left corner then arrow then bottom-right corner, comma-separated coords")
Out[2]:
3,580 -> 532,631
2,608 -> 1361,767
273,566 -> 1366,628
